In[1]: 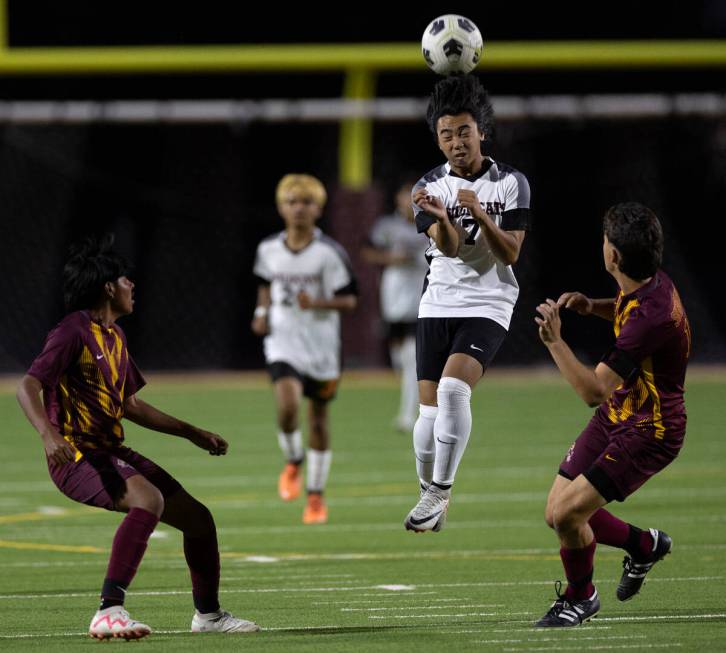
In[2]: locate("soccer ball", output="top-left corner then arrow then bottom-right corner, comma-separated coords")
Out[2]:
421,14 -> 483,76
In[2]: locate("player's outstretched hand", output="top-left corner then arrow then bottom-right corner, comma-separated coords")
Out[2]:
557,291 -> 593,316
413,188 -> 447,222
188,429 -> 229,456
535,298 -> 562,345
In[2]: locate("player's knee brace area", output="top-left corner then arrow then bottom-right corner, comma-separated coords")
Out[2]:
436,377 -> 472,438
437,377 -> 472,408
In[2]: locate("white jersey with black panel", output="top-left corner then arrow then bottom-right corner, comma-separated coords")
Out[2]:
253,228 -> 356,380
414,158 -> 531,329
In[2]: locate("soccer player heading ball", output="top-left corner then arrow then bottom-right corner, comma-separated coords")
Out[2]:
404,74 -> 532,532
252,174 -> 358,524
16,235 -> 260,640
534,203 -> 690,627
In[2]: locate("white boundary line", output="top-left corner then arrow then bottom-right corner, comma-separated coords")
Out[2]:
0,577 -> 723,601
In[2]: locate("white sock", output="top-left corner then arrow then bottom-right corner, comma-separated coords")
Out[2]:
432,377 -> 472,487
397,336 -> 418,428
306,449 -> 332,493
413,404 -> 437,485
277,430 -> 304,463
389,342 -> 402,370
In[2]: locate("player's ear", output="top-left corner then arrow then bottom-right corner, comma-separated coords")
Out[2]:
104,281 -> 116,298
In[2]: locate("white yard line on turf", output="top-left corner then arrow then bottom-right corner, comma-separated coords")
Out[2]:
476,635 -> 646,644
1,577 -> 723,601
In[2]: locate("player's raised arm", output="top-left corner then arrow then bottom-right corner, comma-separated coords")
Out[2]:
413,188 -> 458,257
536,298 -> 623,406
123,394 -> 228,455
557,291 -> 616,322
457,189 -> 524,265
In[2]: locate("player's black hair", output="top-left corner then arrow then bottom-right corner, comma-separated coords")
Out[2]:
426,74 -> 494,140
63,233 -> 132,312
603,202 -> 663,280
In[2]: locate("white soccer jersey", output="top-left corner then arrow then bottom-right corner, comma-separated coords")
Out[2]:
414,158 -> 532,328
253,228 -> 356,380
368,212 -> 430,323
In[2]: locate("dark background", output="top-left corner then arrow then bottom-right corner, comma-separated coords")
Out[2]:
1,1 -> 725,372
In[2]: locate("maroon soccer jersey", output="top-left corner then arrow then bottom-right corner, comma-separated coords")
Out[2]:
28,311 -> 145,453
599,270 -> 690,441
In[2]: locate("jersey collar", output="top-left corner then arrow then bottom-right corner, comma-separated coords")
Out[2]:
446,157 -> 494,181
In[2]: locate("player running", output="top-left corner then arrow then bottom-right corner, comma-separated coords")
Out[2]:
251,173 -> 357,524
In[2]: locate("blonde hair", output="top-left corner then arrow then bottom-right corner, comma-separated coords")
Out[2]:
275,174 -> 327,208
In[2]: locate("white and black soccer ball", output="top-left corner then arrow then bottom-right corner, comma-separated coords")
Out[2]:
421,14 -> 483,75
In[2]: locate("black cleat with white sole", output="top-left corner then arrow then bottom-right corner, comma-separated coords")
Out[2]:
534,581 -> 600,628
617,528 -> 672,601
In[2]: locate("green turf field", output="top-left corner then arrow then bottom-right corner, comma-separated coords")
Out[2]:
1,371 -> 724,651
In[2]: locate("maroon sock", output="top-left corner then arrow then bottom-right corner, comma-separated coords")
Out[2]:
184,531 -> 221,613
588,508 -> 629,548
560,539 -> 597,601
101,508 -> 159,605
625,525 -> 655,559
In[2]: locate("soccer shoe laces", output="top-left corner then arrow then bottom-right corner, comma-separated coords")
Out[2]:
622,555 -> 655,578
417,485 -> 449,514
544,580 -> 583,625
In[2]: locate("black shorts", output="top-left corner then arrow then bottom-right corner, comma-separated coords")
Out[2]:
267,361 -> 339,402
416,317 -> 507,382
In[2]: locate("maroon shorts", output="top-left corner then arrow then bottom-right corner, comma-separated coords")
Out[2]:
558,412 -> 684,502
48,445 -> 183,511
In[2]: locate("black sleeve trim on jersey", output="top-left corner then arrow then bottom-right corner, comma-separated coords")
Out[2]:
253,274 -> 271,287
601,346 -> 639,383
334,279 -> 359,297
415,211 -> 436,234
501,207 -> 532,231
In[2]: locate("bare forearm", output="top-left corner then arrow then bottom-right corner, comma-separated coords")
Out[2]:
308,295 -> 358,312
590,299 -> 616,321
432,220 -> 459,257
16,376 -> 56,438
546,340 -> 608,407
124,398 -> 194,438
477,218 -> 522,265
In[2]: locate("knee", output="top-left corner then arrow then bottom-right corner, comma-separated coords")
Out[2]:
138,486 -> 165,518
277,407 -> 298,432
437,377 -> 472,407
551,502 -> 583,535
187,503 -> 216,538
544,504 -> 556,530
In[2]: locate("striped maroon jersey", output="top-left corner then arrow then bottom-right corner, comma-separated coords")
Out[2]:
599,270 -> 690,441
28,311 -> 145,454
